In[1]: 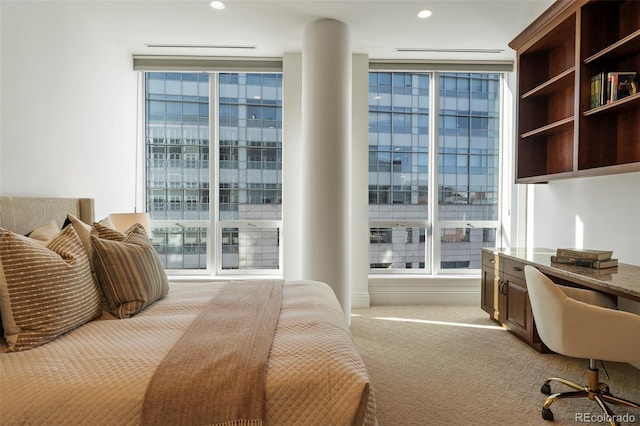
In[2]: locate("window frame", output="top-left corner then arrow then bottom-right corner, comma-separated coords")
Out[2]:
138,60 -> 509,278
141,71 -> 283,276
367,70 -> 504,276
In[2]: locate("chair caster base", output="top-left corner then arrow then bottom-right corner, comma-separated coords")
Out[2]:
542,407 -> 554,421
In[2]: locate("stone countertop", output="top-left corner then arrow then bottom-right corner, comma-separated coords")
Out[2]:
482,247 -> 640,302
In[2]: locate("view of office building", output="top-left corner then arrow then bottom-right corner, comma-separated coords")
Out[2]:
145,72 -> 282,270
368,72 -> 499,271
145,71 -> 499,272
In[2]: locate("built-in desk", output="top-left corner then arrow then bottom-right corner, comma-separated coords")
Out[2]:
480,247 -> 640,353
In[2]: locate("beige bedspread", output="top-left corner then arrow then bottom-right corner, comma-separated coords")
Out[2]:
0,280 -> 377,426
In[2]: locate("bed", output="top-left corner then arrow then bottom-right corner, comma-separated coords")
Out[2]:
0,196 -> 377,426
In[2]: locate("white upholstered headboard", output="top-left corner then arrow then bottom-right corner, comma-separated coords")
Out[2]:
0,197 -> 95,235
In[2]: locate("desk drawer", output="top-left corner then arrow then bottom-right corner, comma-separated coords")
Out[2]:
482,251 -> 498,269
502,257 -> 526,281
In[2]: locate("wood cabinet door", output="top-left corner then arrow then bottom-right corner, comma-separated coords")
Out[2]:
500,269 -> 550,352
501,275 -> 531,343
481,268 -> 499,322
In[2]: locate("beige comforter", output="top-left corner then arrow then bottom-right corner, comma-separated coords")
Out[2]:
0,280 -> 377,426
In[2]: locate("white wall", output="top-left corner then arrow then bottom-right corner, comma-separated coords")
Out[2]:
0,2 -> 138,219
529,172 -> 640,265
0,2 -> 3,193
350,53 -> 370,309
282,53 -> 303,281
529,172 -> 640,314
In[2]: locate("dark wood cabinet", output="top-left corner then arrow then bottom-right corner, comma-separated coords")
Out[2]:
480,250 -> 499,322
500,258 -> 548,352
500,260 -> 529,343
510,0 -> 640,183
481,250 -> 550,353
481,248 -> 640,352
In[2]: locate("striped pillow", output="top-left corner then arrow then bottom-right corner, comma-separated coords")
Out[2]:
0,225 -> 102,351
91,220 -> 127,240
91,223 -> 168,319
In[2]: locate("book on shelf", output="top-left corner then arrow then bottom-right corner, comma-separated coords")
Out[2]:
555,248 -> 613,261
606,71 -> 637,104
590,72 -> 607,109
590,71 -> 639,108
551,255 -> 618,269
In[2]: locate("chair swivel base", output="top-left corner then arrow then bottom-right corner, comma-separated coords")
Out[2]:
539,369 -> 640,426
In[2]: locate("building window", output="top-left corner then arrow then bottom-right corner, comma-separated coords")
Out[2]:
368,71 -> 501,273
144,72 -> 282,272
370,228 -> 392,244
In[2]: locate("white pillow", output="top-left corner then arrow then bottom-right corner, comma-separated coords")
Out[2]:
26,219 -> 60,243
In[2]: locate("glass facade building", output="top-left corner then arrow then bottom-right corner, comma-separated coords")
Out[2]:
437,73 -> 499,270
145,72 -> 282,270
144,70 -> 500,273
368,72 -> 500,271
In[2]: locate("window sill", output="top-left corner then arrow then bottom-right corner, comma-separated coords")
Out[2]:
168,272 -> 480,284
168,274 -> 283,283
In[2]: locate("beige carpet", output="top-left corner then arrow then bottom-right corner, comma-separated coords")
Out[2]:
351,305 -> 640,426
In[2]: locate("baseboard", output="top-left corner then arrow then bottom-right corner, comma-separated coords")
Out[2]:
169,274 -> 481,307
351,292 -> 371,309
368,276 -> 480,306
370,291 -> 479,305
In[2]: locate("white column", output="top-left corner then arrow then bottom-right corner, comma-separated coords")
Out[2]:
301,19 -> 352,315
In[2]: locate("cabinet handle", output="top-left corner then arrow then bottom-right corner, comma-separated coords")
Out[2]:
490,259 -> 495,264
512,266 -> 523,272
499,280 -> 508,296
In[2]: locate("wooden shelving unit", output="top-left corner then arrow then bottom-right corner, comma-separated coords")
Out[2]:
509,0 -> 640,183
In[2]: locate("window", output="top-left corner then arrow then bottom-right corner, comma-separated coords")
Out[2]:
368,71 -> 501,273
144,72 -> 282,273
437,73 -> 500,271
144,68 -> 501,276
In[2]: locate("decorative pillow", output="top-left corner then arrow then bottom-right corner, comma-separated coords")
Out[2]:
92,221 -> 131,240
66,214 -> 92,254
26,219 -> 60,243
90,223 -> 168,319
98,215 -> 116,230
0,225 -> 103,351
66,215 -> 118,270
88,222 -> 133,312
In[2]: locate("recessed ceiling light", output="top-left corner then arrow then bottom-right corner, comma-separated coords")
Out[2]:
210,1 -> 226,10
417,9 -> 432,19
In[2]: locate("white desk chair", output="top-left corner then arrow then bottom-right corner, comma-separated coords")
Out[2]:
524,265 -> 640,426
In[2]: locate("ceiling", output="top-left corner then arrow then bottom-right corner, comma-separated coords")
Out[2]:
74,0 -> 555,62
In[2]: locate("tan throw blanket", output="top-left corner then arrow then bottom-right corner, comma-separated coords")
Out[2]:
140,280 -> 284,426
